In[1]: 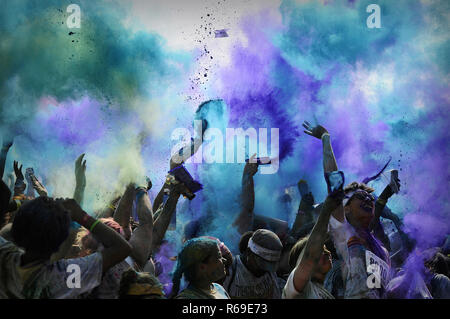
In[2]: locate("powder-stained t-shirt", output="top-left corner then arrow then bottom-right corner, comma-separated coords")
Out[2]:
176,283 -> 230,299
282,266 -> 334,299
222,255 -> 282,299
328,216 -> 389,299
0,236 -> 103,299
84,260 -> 131,299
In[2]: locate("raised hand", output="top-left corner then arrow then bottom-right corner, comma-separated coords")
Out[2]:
243,153 -> 258,177
75,153 -> 87,188
31,174 -> 49,197
145,176 -> 152,191
13,160 -> 24,180
302,121 -> 329,140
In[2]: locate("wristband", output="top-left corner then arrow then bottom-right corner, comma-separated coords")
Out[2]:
321,132 -> 330,140
90,219 -> 101,232
376,198 -> 387,206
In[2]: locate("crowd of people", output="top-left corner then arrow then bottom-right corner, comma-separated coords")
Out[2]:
0,122 -> 448,299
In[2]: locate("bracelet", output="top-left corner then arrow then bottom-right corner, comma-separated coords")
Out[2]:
377,198 -> 387,206
89,219 -> 101,232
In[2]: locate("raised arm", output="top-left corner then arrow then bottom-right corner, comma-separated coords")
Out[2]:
290,180 -> 316,239
232,154 -> 258,234
30,173 -> 49,197
73,154 -> 86,206
113,183 -> 135,240
151,183 -> 183,252
25,168 -> 36,199
61,199 -> 131,273
303,121 -> 337,173
0,139 -> 13,180
292,192 -> 343,293
128,186 -> 154,268
303,121 -> 344,221
369,172 -> 401,235
13,161 -> 26,198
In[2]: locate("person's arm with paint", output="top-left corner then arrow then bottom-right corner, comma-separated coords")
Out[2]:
73,154 -> 86,207
233,154 -> 258,234
290,179 -> 317,238
128,185 -> 154,269
113,183 -> 135,240
29,171 -> 48,197
291,191 -> 343,294
151,182 -> 185,252
13,161 -> 26,199
153,120 -> 206,212
303,121 -> 344,221
24,168 -> 38,199
369,173 -> 401,251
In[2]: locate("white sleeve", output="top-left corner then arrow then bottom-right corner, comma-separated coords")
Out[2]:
282,268 -> 301,299
328,215 -> 355,262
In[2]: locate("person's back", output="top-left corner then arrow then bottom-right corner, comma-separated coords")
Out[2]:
0,232 -> 103,299
224,254 -> 281,299
0,197 -> 131,299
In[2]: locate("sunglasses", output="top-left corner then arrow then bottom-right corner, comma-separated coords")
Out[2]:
350,190 -> 375,202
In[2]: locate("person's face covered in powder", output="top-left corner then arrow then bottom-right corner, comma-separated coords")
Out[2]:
197,244 -> 227,284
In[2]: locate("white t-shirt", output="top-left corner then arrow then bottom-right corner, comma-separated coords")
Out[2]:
0,236 -> 103,299
282,266 -> 334,299
223,255 -> 282,299
85,260 -> 130,299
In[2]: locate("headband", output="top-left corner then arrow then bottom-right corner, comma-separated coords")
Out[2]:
248,237 -> 281,262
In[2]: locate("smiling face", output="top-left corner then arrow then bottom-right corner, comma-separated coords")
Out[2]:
345,190 -> 375,228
